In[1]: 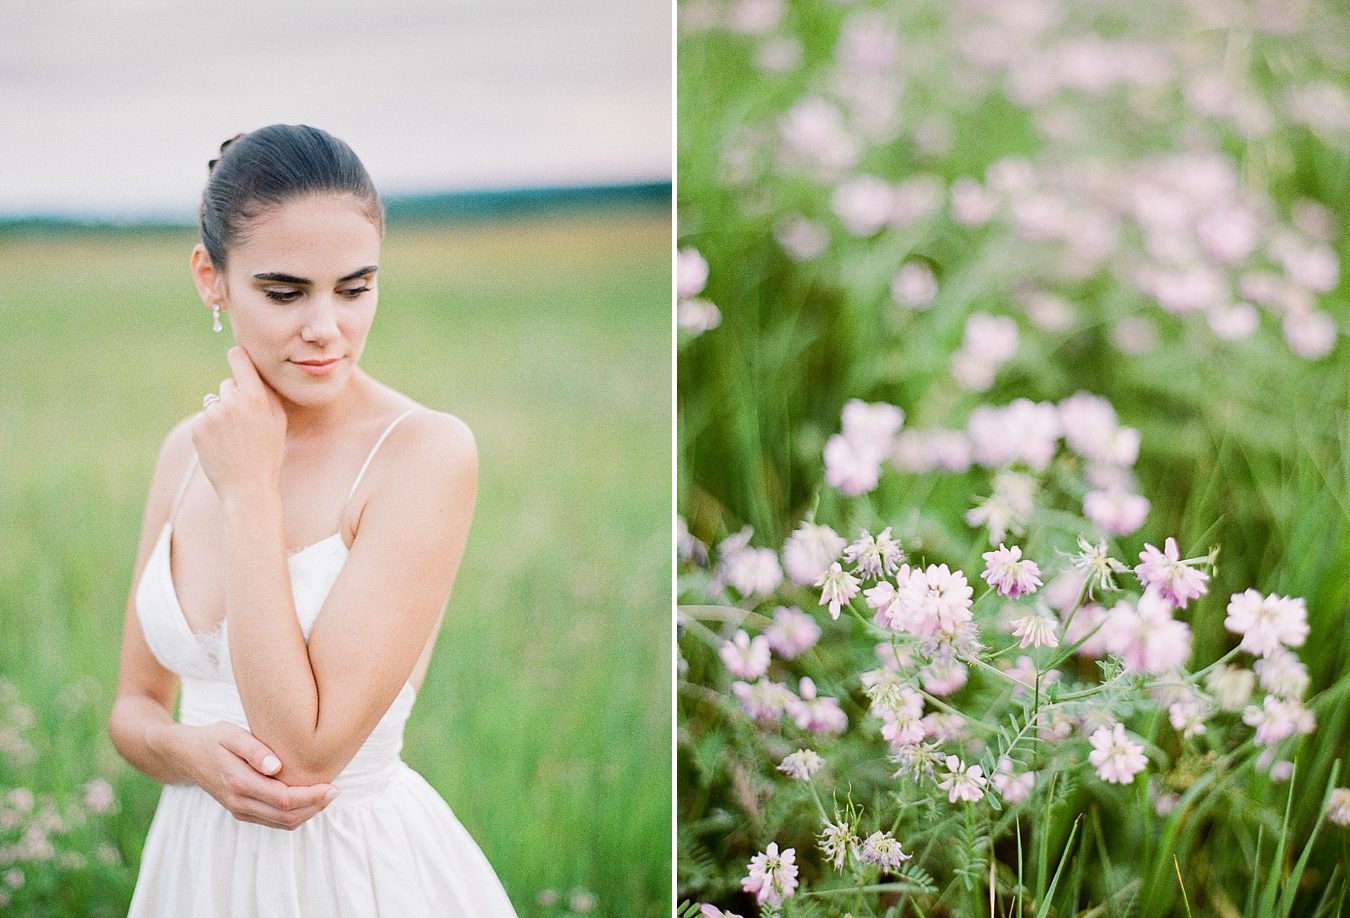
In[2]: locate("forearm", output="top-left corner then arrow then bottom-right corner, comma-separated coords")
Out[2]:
108,695 -> 195,786
222,486 -> 326,777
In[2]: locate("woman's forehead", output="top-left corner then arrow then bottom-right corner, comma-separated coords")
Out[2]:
231,194 -> 380,274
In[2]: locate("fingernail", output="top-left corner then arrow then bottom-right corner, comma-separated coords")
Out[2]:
261,755 -> 281,774
324,788 -> 341,804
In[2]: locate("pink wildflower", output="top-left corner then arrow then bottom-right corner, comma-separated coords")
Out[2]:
843,527 -> 905,579
938,755 -> 987,803
789,677 -> 848,735
859,831 -> 912,869
700,906 -> 743,918
1010,614 -> 1059,649
742,843 -> 799,907
992,757 -> 1036,803
824,433 -> 883,495
781,521 -> 847,586
891,564 -> 974,638
719,630 -> 771,680
1243,695 -> 1314,746
1102,589 -> 1192,675
981,543 -> 1043,597
764,606 -> 821,660
1224,589 -> 1310,657
1083,489 -> 1150,536
1088,723 -> 1148,784
815,562 -> 861,620
1134,537 -> 1209,609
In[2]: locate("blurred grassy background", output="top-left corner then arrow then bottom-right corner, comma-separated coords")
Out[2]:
0,205 -> 671,916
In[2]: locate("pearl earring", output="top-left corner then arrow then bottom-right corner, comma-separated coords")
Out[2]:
212,303 -> 223,333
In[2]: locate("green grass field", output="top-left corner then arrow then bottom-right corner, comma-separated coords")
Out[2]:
0,207 -> 671,916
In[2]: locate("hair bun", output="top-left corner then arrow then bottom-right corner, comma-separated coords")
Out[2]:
207,133 -> 248,173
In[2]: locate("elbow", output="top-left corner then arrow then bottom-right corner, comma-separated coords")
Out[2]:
272,739 -> 355,787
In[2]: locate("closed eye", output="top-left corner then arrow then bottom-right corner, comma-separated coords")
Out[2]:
343,286 -> 372,298
264,289 -> 302,302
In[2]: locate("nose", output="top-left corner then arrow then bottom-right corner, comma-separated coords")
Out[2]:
300,293 -> 340,343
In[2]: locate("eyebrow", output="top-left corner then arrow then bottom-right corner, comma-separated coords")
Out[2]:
252,266 -> 378,285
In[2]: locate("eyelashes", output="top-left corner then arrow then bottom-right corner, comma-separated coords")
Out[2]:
264,286 -> 372,303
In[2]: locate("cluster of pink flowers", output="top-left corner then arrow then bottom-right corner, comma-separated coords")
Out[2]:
677,246 -> 721,338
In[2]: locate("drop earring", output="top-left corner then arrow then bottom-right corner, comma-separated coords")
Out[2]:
212,303 -> 223,333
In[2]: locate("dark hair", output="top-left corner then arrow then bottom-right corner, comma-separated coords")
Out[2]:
198,124 -> 385,268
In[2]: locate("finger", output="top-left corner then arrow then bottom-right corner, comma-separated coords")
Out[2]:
226,345 -> 265,397
264,779 -> 341,813
219,378 -> 238,402
216,728 -> 283,776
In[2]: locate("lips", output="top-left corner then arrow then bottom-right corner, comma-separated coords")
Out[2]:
292,357 -> 342,377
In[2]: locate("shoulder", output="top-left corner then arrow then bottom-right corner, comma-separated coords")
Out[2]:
145,414 -> 199,503
377,407 -> 478,500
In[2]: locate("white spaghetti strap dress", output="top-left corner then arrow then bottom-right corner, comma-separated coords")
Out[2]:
128,407 -> 518,917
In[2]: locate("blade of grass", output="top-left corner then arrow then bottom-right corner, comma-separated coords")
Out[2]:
1035,814 -> 1081,918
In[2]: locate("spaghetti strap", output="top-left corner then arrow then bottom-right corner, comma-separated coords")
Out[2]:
168,450 -> 199,525
346,407 -> 420,502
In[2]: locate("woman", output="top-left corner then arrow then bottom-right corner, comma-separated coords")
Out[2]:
108,124 -> 518,916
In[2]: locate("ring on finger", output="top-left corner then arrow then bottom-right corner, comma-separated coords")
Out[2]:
202,393 -> 222,409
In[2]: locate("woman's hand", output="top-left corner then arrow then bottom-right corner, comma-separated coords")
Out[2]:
191,346 -> 287,505
179,721 -> 340,830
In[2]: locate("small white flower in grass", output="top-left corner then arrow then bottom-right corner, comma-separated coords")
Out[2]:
1328,789 -> 1350,826
816,562 -> 861,620
824,434 -> 884,495
1010,613 -> 1059,649
1205,664 -> 1256,711
841,399 -> 905,454
1088,723 -> 1148,784
1254,647 -> 1309,699
859,831 -> 912,869
81,778 -> 115,816
742,843 -> 799,907
1072,535 -> 1130,597
781,521 -> 847,587
677,247 -> 709,299
1135,537 -> 1209,609
1167,698 -> 1208,738
982,543 -> 1043,597
844,527 -> 906,579
1269,760 -> 1295,782
719,630 -> 771,680
818,819 -> 856,869
1225,590 -> 1310,657
938,755 -> 987,803
892,743 -> 944,783
764,606 -> 820,660
778,749 -> 824,781
992,757 -> 1035,804
891,261 -> 938,310
677,298 -> 721,336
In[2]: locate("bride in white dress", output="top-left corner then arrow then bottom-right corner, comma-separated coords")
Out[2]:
108,124 -> 519,917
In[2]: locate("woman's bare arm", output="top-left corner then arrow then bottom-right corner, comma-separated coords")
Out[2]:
109,418 -> 340,829
197,356 -> 478,786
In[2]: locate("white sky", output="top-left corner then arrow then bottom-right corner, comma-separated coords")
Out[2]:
0,1 -> 672,219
